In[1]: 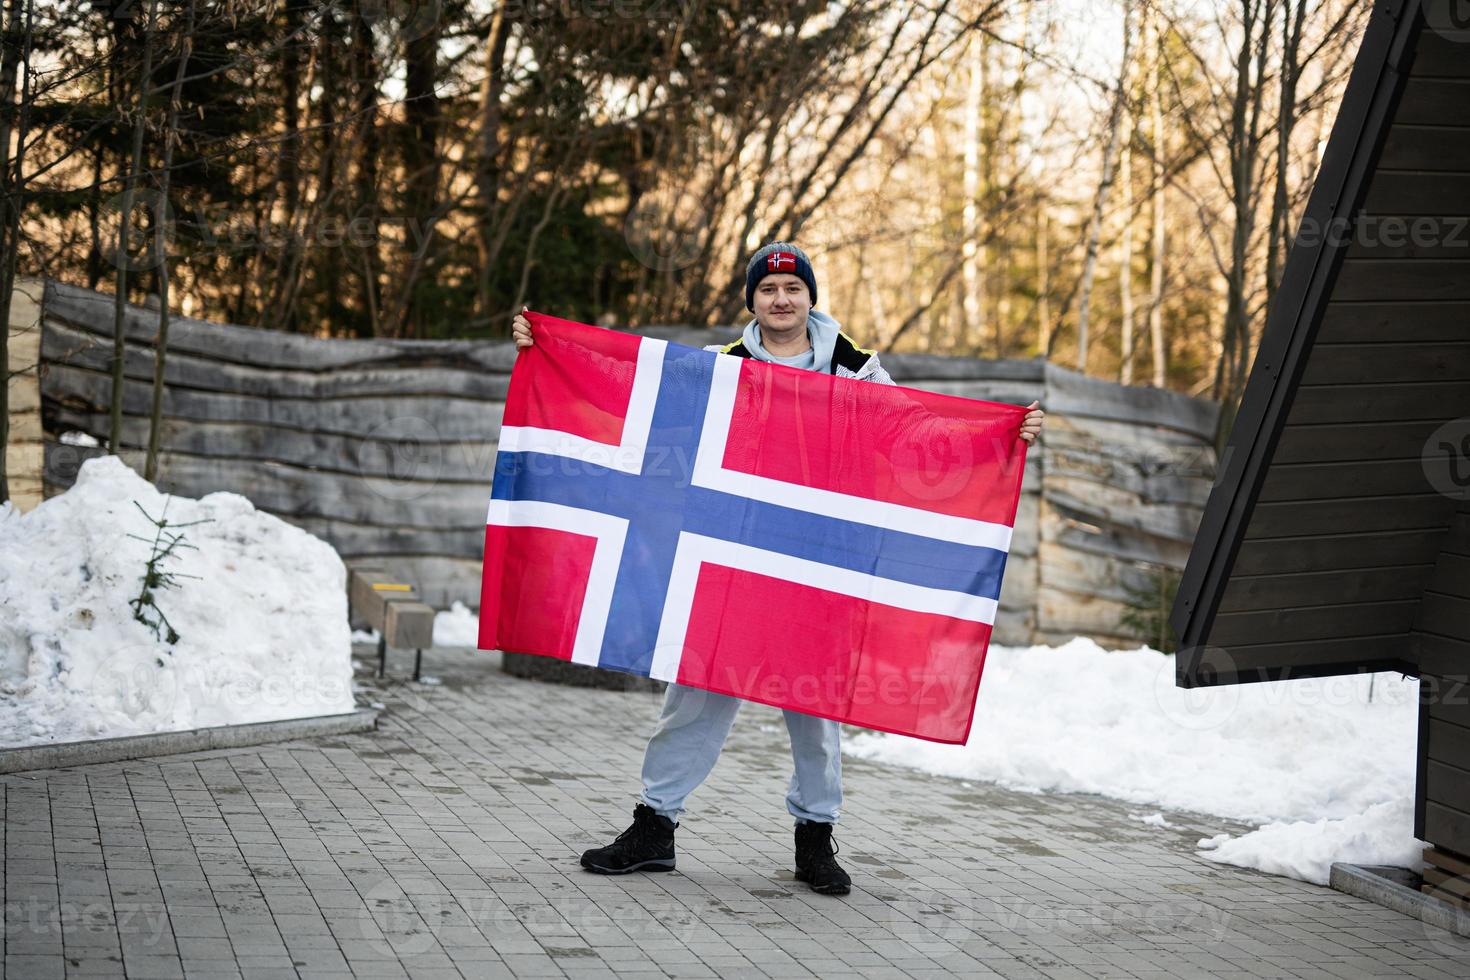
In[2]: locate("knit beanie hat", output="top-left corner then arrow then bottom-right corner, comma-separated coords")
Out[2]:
744,241 -> 818,312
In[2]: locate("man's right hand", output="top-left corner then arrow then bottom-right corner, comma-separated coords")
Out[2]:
512,306 -> 533,349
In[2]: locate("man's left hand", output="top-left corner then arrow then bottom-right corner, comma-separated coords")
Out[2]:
1019,400 -> 1045,444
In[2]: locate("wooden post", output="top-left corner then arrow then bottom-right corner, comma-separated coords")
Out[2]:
5,276 -> 42,510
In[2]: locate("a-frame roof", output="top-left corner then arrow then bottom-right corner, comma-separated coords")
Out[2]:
1170,0 -> 1470,687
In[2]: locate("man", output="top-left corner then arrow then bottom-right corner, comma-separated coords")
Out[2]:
510,241 -> 1044,896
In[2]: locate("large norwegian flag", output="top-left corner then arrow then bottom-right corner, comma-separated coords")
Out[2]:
479,312 -> 1028,744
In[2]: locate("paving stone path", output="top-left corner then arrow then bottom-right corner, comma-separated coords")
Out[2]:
4,647 -> 1470,979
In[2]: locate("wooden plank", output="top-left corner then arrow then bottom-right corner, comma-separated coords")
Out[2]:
1314,301 -> 1470,344
1243,493 -> 1454,539
1191,634 -> 1413,678
1330,261 -> 1470,303
1449,509 -> 1470,551
44,448 -> 491,529
44,280 -> 520,373
348,569 -> 419,627
1361,172 -> 1470,216
1044,474 -> 1205,541
40,362 -> 506,442
1298,340 -> 1470,384
993,552 -> 1037,608
7,374 -> 39,412
1038,412 -> 1214,451
1377,124 -> 1470,172
1426,554 -> 1470,600
1209,599 -> 1421,648
1290,380 -> 1470,424
384,601 -> 435,649
1045,449 -> 1213,507
8,409 -> 42,443
1419,591 -> 1470,639
43,318 -> 515,402
7,325 -> 39,374
1430,695 -> 1470,733
1037,541 -> 1179,609
1422,880 -> 1470,913
1256,459 -> 1436,502
1417,633 -> 1470,678
1425,845 -> 1470,878
4,442 -> 42,479
1044,501 -> 1195,568
49,407 -> 501,483
1426,802 -> 1470,863
1010,492 -> 1040,557
1410,30 -> 1470,78
1043,362 -> 1218,441
7,482 -> 42,513
1429,723 -> 1470,790
1215,564 -> 1436,614
1424,867 -> 1470,901
880,351 -> 1044,384
289,516 -> 484,560
1394,78 -> 1470,128
370,555 -> 482,611
1036,589 -> 1141,648
892,380 -> 1043,405
1232,528 -> 1445,575
1273,419 -> 1449,464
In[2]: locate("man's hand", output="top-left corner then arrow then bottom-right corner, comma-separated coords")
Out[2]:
1019,400 -> 1044,444
512,306 -> 533,349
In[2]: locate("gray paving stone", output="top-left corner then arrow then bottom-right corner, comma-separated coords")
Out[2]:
7,648 -> 1470,980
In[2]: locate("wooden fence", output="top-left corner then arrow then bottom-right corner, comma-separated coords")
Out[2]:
11,279 -> 1219,649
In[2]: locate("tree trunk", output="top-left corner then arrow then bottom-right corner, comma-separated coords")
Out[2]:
1146,4 -> 1167,388
1119,133 -> 1136,384
109,0 -> 158,456
350,4 -> 381,337
392,14 -> 441,337
960,33 -> 987,353
474,4 -> 511,329
1267,0 -> 1308,309
145,0 -> 196,482
1075,0 -> 1133,373
1037,207 -> 1050,355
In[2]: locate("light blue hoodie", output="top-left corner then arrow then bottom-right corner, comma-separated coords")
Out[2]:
740,308 -> 843,374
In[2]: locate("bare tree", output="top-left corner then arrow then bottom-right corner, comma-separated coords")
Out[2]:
1075,0 -> 1134,374
145,0 -> 196,482
109,0 -> 159,456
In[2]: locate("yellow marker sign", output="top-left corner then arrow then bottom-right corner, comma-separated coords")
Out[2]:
372,583 -> 413,592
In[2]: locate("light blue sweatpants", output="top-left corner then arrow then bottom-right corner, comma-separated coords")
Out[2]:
638,682 -> 842,826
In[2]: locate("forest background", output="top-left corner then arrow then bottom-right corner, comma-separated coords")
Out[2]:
0,0 -> 1373,502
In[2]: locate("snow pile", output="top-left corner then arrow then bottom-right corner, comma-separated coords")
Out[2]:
845,637 -> 1420,886
433,601 -> 479,647
0,456 -> 355,747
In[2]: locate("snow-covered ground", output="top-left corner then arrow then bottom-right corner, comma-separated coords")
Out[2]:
845,637 -> 1421,886
0,456 -> 355,747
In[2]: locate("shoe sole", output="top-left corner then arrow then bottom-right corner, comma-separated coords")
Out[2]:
794,869 -> 851,895
580,857 -> 676,875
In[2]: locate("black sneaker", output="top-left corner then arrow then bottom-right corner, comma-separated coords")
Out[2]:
580,803 -> 677,874
794,820 -> 851,895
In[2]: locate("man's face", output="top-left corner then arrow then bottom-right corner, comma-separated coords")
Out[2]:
752,273 -> 811,332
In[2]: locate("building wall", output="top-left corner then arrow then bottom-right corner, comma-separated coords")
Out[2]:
1208,23 -> 1470,679
28,279 -> 1218,649
1415,500 -> 1470,860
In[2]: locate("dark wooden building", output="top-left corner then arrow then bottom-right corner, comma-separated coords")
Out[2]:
1170,0 -> 1470,904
